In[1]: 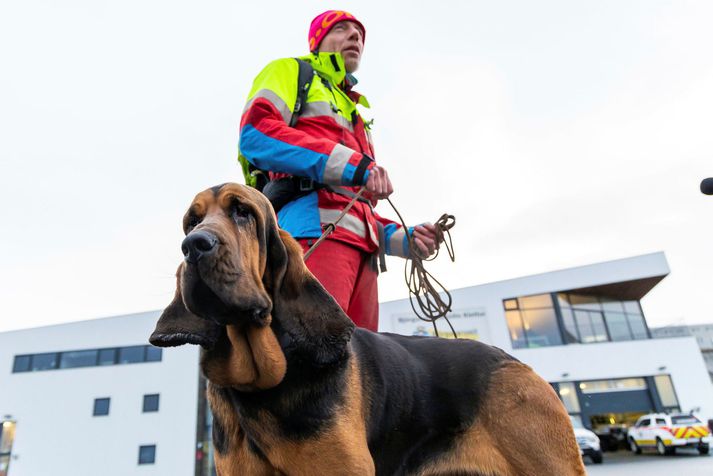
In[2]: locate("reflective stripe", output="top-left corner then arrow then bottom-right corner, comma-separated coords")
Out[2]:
367,217 -> 379,246
301,101 -> 354,132
388,228 -> 408,257
319,208 -> 366,237
323,144 -> 354,184
244,89 -> 292,123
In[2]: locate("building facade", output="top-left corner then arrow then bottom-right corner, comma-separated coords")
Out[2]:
380,252 -> 713,435
0,312 -> 200,476
1,252 -> 711,475
651,324 -> 713,382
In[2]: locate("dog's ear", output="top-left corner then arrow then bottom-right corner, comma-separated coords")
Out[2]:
266,225 -> 355,367
149,267 -> 222,349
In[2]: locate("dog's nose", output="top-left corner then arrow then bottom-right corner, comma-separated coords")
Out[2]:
182,230 -> 218,264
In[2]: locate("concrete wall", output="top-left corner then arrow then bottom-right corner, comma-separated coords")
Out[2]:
0,312 -> 200,476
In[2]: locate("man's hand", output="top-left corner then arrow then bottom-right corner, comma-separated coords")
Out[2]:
412,223 -> 442,258
365,165 -> 393,202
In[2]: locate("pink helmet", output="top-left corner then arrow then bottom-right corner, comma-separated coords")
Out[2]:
308,10 -> 365,52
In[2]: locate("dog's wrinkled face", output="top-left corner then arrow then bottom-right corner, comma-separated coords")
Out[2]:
180,183 -> 274,326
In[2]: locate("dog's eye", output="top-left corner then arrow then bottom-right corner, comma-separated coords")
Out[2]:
186,214 -> 202,231
230,200 -> 251,223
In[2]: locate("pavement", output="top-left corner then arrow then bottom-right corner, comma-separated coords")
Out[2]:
585,449 -> 712,474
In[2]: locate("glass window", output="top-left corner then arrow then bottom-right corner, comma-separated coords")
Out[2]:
655,418 -> 666,425
557,382 -> 581,413
503,299 -> 518,310
119,346 -> 145,364
623,301 -> 642,314
569,294 -> 601,310
574,310 -> 595,343
143,394 -> 160,413
505,310 -> 526,349
600,298 -> 624,312
31,353 -> 58,371
589,312 -> 609,342
569,414 -> 584,428
627,313 -> 649,339
93,398 -> 110,416
560,308 -> 579,344
1,421 -> 17,454
138,445 -> 156,465
654,375 -> 679,407
604,312 -> 632,341
640,418 -> 651,427
12,355 -> 31,373
60,350 -> 98,369
145,346 -> 162,362
556,293 -> 571,309
579,378 -> 647,394
521,308 -> 563,347
518,294 -> 553,309
98,348 -> 117,366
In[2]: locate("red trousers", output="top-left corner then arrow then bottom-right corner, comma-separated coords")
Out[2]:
298,239 -> 378,331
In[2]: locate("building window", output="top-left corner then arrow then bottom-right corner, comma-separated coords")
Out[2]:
558,294 -> 649,344
1,420 -> 17,475
93,398 -> 111,416
578,378 -> 647,394
556,382 -> 581,413
98,348 -> 117,366
503,294 -> 563,348
12,355 -> 31,373
654,374 -> 679,408
145,346 -> 162,362
143,394 -> 160,413
119,346 -> 145,364
12,345 -> 161,373
60,350 -> 98,369
138,445 -> 156,465
31,352 -> 59,371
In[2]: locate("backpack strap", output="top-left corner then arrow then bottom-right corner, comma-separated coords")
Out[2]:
290,59 -> 314,127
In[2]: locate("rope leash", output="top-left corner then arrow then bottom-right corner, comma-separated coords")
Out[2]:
303,190 -> 457,337
303,187 -> 366,260
386,201 -> 457,338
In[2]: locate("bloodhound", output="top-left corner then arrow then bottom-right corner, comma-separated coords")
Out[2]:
149,183 -> 586,476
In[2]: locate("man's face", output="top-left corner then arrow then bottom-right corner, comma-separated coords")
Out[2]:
318,21 -> 364,74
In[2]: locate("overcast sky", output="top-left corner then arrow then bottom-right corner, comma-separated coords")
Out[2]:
1,0 -> 711,333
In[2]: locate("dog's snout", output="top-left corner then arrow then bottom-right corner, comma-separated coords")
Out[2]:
182,230 -> 218,264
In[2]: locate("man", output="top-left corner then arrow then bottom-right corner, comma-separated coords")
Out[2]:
239,10 -> 441,331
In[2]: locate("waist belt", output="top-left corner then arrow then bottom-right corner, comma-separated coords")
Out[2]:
262,176 -> 388,273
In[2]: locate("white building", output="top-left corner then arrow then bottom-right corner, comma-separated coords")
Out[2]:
1,252 -> 711,475
0,312 -> 200,476
380,251 -> 713,438
651,324 -> 713,382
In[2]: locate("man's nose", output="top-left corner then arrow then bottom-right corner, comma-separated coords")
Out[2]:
181,230 -> 218,264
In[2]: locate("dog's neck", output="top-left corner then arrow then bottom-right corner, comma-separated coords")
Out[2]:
200,318 -> 287,391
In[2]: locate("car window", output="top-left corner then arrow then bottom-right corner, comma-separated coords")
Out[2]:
639,418 -> 651,427
655,418 -> 666,425
671,416 -> 700,425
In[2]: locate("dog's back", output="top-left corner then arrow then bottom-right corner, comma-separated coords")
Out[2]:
351,330 -> 584,476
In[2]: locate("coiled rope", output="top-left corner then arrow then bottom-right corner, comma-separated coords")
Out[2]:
304,188 -> 457,337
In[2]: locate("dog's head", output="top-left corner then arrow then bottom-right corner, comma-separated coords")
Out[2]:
149,183 -> 354,388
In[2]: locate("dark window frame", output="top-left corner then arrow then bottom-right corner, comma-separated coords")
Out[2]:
143,394 -> 160,413
138,445 -> 156,465
93,397 -> 111,417
12,345 -> 161,373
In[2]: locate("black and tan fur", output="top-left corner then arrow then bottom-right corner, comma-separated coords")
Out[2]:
150,183 -> 586,475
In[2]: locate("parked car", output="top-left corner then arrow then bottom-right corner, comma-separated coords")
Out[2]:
571,416 -> 603,464
627,413 -> 711,455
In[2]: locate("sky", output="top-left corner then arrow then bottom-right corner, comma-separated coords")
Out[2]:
1,0 -> 712,333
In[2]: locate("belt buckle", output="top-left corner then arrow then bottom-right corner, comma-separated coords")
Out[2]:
299,178 -> 314,192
